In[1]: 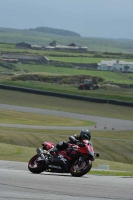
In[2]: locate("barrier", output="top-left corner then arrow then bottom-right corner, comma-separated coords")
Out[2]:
108,99 -> 133,107
0,84 -> 107,103
0,84 -> 133,107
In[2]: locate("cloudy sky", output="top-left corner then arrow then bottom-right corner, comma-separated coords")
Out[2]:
0,0 -> 133,39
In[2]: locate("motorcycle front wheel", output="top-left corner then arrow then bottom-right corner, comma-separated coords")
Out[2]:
70,159 -> 92,177
28,154 -> 46,174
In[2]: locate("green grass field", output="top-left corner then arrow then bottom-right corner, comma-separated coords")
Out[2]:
1,79 -> 133,102
0,89 -> 133,120
1,59 -> 133,102
0,127 -> 133,173
0,89 -> 133,175
13,64 -> 133,82
0,90 -> 133,170
1,62 -> 133,84
0,109 -> 94,126
49,56 -> 133,63
1,31 -> 133,53
0,40 -> 133,175
0,42 -> 133,104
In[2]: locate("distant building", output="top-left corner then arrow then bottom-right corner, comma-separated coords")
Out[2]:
1,58 -> 18,63
55,45 -> 79,51
16,42 -> 32,49
45,46 -> 56,51
98,60 -> 133,72
68,42 -> 79,47
78,46 -> 88,51
45,44 -> 79,51
1,53 -> 49,64
67,42 -> 88,51
46,41 -> 88,51
16,42 -> 44,50
31,45 -> 43,50
16,41 -> 88,52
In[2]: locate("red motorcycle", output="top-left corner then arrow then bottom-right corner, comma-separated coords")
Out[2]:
28,140 -> 99,177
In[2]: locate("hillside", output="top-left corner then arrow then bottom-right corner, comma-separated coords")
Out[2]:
28,27 -> 81,37
0,27 -> 133,53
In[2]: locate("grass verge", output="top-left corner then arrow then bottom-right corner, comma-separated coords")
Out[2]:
1,80 -> 133,102
89,170 -> 133,176
0,109 -> 94,126
0,89 -> 133,120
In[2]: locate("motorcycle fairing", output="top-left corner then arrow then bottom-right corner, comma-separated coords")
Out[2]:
48,147 -> 80,171
49,152 -> 70,171
59,148 -> 81,170
42,142 -> 55,150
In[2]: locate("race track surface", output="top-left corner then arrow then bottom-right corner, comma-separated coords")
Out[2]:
0,104 -> 133,131
0,160 -> 133,200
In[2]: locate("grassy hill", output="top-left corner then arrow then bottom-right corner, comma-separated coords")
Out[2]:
28,27 -> 81,37
0,42 -> 133,102
0,65 -> 133,102
1,27 -> 133,53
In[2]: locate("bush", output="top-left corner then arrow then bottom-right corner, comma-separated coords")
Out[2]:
0,60 -> 17,70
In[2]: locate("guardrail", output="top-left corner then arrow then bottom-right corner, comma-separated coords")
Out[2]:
0,84 -> 133,107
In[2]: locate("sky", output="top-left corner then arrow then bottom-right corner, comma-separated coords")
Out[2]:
0,0 -> 133,39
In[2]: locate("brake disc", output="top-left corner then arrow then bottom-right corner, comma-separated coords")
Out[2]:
74,161 -> 86,170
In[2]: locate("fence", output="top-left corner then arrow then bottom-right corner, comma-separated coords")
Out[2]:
0,84 -> 133,107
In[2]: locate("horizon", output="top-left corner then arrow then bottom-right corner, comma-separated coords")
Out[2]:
1,26 -> 133,41
0,0 -> 133,39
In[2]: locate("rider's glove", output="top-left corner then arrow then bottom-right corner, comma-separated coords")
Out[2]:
50,146 -> 57,153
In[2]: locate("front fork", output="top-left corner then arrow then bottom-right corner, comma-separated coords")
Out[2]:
36,148 -> 49,163
78,156 -> 83,165
77,155 -> 87,166
78,154 -> 92,165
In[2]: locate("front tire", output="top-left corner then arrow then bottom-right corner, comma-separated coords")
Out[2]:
28,154 -> 47,174
70,159 -> 92,177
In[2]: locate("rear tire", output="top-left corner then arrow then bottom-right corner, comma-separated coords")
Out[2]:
70,159 -> 92,177
28,154 -> 47,174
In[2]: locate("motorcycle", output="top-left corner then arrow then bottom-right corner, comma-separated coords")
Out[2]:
28,140 -> 99,177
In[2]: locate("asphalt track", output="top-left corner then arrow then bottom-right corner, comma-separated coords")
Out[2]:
0,160 -> 133,200
0,103 -> 133,131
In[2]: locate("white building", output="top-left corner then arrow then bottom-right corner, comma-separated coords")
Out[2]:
98,60 -> 133,72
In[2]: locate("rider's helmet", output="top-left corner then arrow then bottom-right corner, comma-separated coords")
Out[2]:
79,129 -> 91,140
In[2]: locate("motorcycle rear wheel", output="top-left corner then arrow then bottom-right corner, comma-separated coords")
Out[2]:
70,159 -> 92,177
28,154 -> 46,174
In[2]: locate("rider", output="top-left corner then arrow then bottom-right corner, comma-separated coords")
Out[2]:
68,129 -> 91,145
50,129 -> 92,153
